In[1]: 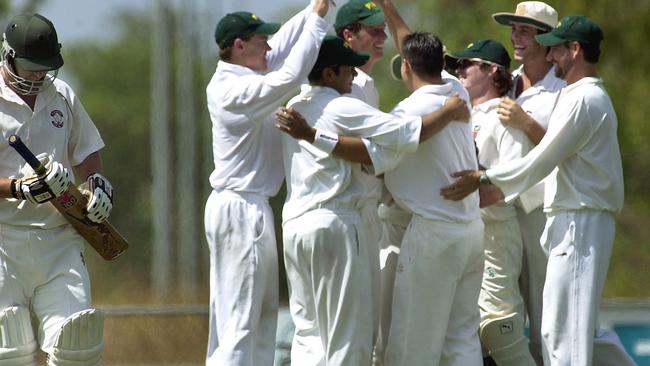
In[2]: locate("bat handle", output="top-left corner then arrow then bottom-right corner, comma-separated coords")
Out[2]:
8,135 -> 47,176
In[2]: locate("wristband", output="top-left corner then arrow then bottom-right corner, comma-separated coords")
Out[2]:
313,129 -> 339,154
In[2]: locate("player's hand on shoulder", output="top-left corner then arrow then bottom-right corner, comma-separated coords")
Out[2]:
275,107 -> 316,142
80,173 -> 113,223
498,96 -> 527,129
12,154 -> 70,204
444,94 -> 470,122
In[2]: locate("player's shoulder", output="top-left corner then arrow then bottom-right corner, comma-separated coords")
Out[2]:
51,78 -> 78,100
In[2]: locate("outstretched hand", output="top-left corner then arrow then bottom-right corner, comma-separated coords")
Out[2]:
440,170 -> 481,201
444,94 -> 470,122
275,107 -> 316,142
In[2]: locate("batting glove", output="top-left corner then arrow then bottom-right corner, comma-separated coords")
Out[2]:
12,156 -> 70,204
83,173 -> 113,223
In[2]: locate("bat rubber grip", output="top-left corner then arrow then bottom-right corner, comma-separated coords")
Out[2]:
8,135 -> 47,175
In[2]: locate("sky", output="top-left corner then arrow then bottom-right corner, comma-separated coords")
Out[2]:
9,0 -> 315,44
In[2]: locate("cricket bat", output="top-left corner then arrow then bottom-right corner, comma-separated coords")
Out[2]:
8,135 -> 128,261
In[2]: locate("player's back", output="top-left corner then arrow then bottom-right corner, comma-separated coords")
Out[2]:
385,81 -> 479,223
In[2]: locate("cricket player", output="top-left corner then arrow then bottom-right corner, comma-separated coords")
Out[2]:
0,13 -> 112,365
334,0 -> 389,343
441,16 -> 635,366
277,34 -> 470,365
379,32 -> 483,366
491,3 -> 565,361
450,39 -> 536,366
204,2 -> 330,365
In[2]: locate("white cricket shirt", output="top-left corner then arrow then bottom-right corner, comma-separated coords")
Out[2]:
347,68 -> 382,202
282,86 -> 421,222
510,65 -> 566,212
206,10 -> 329,197
0,78 -> 104,228
487,77 -> 624,214
472,98 -> 533,222
384,82 -> 480,223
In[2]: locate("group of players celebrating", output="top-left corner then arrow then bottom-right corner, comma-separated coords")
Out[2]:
0,1 -> 635,366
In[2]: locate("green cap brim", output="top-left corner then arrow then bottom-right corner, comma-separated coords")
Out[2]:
390,54 -> 402,80
358,11 -> 385,26
15,54 -> 64,71
535,32 -> 565,46
492,13 -> 553,31
255,22 -> 281,36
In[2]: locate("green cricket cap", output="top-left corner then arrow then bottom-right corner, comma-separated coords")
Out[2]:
448,39 -> 511,68
535,15 -> 603,47
334,0 -> 385,31
4,13 -> 63,71
313,36 -> 369,71
214,12 -> 280,49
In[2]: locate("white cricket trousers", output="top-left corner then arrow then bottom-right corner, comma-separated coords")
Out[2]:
204,190 -> 278,366
0,223 -> 92,353
479,216 -> 527,329
385,216 -> 484,366
375,201 -> 411,365
283,207 -> 373,366
540,210 -> 635,366
360,200 -> 381,347
517,206 -> 547,365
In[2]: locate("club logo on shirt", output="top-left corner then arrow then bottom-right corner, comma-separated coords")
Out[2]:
50,110 -> 64,128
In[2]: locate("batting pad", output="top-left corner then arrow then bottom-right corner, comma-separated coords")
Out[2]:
47,309 -> 104,366
0,306 -> 37,366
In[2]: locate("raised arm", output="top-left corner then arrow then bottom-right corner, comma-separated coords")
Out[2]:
373,0 -> 412,53
266,0 -> 330,70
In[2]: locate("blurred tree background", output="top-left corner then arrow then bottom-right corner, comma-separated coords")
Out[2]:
1,0 -> 648,309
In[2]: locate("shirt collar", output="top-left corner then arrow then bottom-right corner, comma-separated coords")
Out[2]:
512,64 -> 564,95
216,60 -> 259,76
562,76 -> 602,93
473,97 -> 500,113
410,82 -> 453,96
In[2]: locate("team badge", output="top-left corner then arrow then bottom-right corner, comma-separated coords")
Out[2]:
50,110 -> 64,128
365,2 -> 377,10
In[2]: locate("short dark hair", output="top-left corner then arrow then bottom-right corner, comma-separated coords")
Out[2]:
308,64 -> 342,83
402,32 -> 443,78
579,41 -> 600,63
218,32 -> 254,61
561,41 -> 600,64
336,23 -> 362,38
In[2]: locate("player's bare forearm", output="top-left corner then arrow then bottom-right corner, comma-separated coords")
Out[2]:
73,151 -> 104,183
332,136 -> 372,164
419,95 -> 470,143
373,0 -> 411,52
498,96 -> 546,144
521,118 -> 545,145
275,107 -> 371,164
